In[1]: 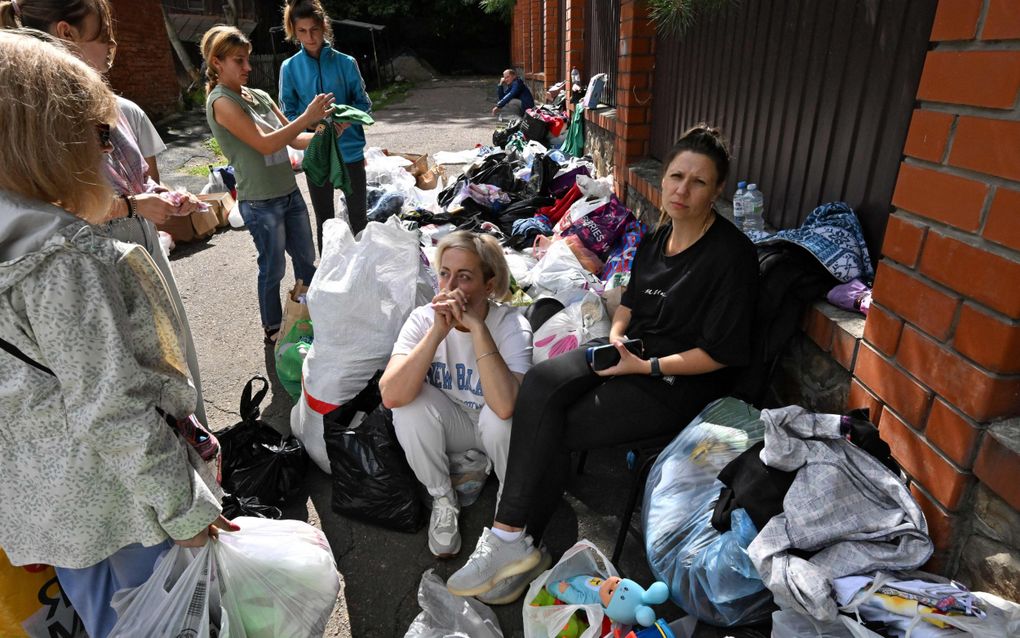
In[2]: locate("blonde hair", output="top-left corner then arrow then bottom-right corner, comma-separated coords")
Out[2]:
435,231 -> 511,301
0,0 -> 113,43
282,0 -> 333,44
0,30 -> 116,220
199,24 -> 251,93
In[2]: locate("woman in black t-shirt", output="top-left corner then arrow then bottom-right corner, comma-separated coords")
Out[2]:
446,125 -> 759,604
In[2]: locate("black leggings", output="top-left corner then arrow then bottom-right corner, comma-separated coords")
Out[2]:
495,344 -> 724,541
307,160 -> 368,254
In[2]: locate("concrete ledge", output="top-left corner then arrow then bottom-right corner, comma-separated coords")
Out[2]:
802,302 -> 867,372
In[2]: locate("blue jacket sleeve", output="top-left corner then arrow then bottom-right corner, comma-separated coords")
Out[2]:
497,84 -> 509,103
345,58 -> 373,114
278,60 -> 300,122
497,79 -> 524,108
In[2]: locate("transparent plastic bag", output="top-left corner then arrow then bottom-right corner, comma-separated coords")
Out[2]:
642,397 -> 773,627
527,240 -> 603,308
449,449 -> 490,507
522,540 -> 620,638
109,545 -> 224,638
771,610 -> 883,638
216,518 -> 341,638
404,569 -> 502,638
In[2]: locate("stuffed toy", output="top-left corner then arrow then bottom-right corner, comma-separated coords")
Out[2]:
548,575 -> 669,628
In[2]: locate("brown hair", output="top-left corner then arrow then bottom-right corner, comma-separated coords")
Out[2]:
0,29 -> 117,220
435,231 -> 511,301
282,0 -> 333,44
658,123 -> 732,227
0,0 -> 113,43
199,24 -> 251,93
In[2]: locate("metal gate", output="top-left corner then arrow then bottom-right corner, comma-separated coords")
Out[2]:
649,0 -> 937,253
585,0 -> 620,107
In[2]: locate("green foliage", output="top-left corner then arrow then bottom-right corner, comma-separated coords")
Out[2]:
648,0 -> 739,37
478,0 -> 515,20
183,86 -> 206,110
184,138 -> 227,176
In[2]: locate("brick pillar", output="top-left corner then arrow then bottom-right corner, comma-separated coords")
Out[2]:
612,0 -> 656,197
107,0 -> 179,117
511,0 -> 526,73
849,0 -> 1020,591
563,0 -> 585,112
529,0 -> 543,85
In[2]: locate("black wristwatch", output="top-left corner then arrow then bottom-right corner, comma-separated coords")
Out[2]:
649,357 -> 662,378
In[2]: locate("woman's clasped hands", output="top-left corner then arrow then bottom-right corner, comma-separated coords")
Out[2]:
430,288 -> 484,335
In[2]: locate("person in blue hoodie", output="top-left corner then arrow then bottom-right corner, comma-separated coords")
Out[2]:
491,68 -> 534,119
280,0 -> 372,253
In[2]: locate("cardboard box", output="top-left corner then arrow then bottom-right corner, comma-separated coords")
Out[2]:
416,165 -> 446,190
190,208 -> 219,240
156,214 -> 196,244
384,149 -> 429,177
198,192 -> 235,228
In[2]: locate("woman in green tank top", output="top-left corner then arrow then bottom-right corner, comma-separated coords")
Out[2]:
201,25 -> 341,343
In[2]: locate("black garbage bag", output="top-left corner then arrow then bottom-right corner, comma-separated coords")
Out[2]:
323,373 -> 425,532
220,493 -> 283,520
492,118 -> 522,147
217,375 -> 308,505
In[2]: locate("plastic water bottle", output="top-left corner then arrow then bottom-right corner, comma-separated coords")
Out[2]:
744,183 -> 766,232
732,181 -> 747,229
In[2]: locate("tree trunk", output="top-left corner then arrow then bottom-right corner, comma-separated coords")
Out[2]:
161,5 -> 200,85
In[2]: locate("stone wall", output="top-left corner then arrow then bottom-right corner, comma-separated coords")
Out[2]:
583,111 -> 615,179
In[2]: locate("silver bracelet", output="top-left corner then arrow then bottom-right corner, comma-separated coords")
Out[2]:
476,350 -> 499,363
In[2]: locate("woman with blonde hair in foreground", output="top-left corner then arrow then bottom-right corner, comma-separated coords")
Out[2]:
0,30 -> 232,638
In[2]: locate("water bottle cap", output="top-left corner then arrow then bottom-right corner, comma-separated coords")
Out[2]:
737,181 -> 747,188
747,184 -> 758,190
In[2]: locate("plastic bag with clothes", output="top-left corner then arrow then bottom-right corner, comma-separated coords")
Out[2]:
404,569 -> 503,638
219,376 -> 308,506
295,217 -> 436,473
532,292 -> 610,364
110,518 -> 340,638
642,397 -> 772,627
525,239 -> 603,308
322,374 -> 425,532
522,539 -> 620,638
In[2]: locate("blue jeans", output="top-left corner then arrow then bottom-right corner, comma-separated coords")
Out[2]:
239,189 -> 317,330
55,540 -> 173,638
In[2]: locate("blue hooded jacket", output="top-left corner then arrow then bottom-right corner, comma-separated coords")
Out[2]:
279,44 -> 372,163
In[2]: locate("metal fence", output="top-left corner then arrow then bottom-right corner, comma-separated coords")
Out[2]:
585,0 -> 620,107
650,0 -> 937,254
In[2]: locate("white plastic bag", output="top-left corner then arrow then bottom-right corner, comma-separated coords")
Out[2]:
527,240 -> 603,307
216,517 -> 340,638
287,146 -> 304,171
771,610 -> 884,638
532,292 -> 609,363
109,545 -> 225,638
522,540 -> 620,638
296,216 -> 436,472
228,202 -> 244,228
404,569 -> 502,638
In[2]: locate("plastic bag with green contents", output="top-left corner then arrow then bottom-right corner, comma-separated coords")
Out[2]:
275,319 -> 313,401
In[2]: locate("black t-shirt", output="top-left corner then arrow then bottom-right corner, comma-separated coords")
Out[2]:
620,215 -> 758,367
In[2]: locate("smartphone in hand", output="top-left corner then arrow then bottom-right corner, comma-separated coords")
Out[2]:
586,339 -> 644,371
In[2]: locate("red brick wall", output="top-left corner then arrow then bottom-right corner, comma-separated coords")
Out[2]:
850,0 -> 1020,574
107,0 -> 180,118
610,0 -> 655,197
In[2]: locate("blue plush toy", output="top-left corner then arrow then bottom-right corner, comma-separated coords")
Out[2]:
548,575 -> 669,628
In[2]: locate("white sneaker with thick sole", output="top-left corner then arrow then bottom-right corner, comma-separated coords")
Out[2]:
476,546 -> 552,605
446,527 -> 541,597
428,494 -> 461,558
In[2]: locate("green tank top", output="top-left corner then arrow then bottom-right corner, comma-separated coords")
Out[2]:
206,85 -> 297,202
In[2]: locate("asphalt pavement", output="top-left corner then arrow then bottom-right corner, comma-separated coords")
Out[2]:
158,77 -> 665,638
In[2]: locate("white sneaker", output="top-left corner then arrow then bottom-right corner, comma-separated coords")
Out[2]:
446,527 -> 541,597
476,546 -> 552,605
428,494 -> 461,558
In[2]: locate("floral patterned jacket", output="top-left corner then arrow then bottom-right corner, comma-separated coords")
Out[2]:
0,192 -> 221,568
